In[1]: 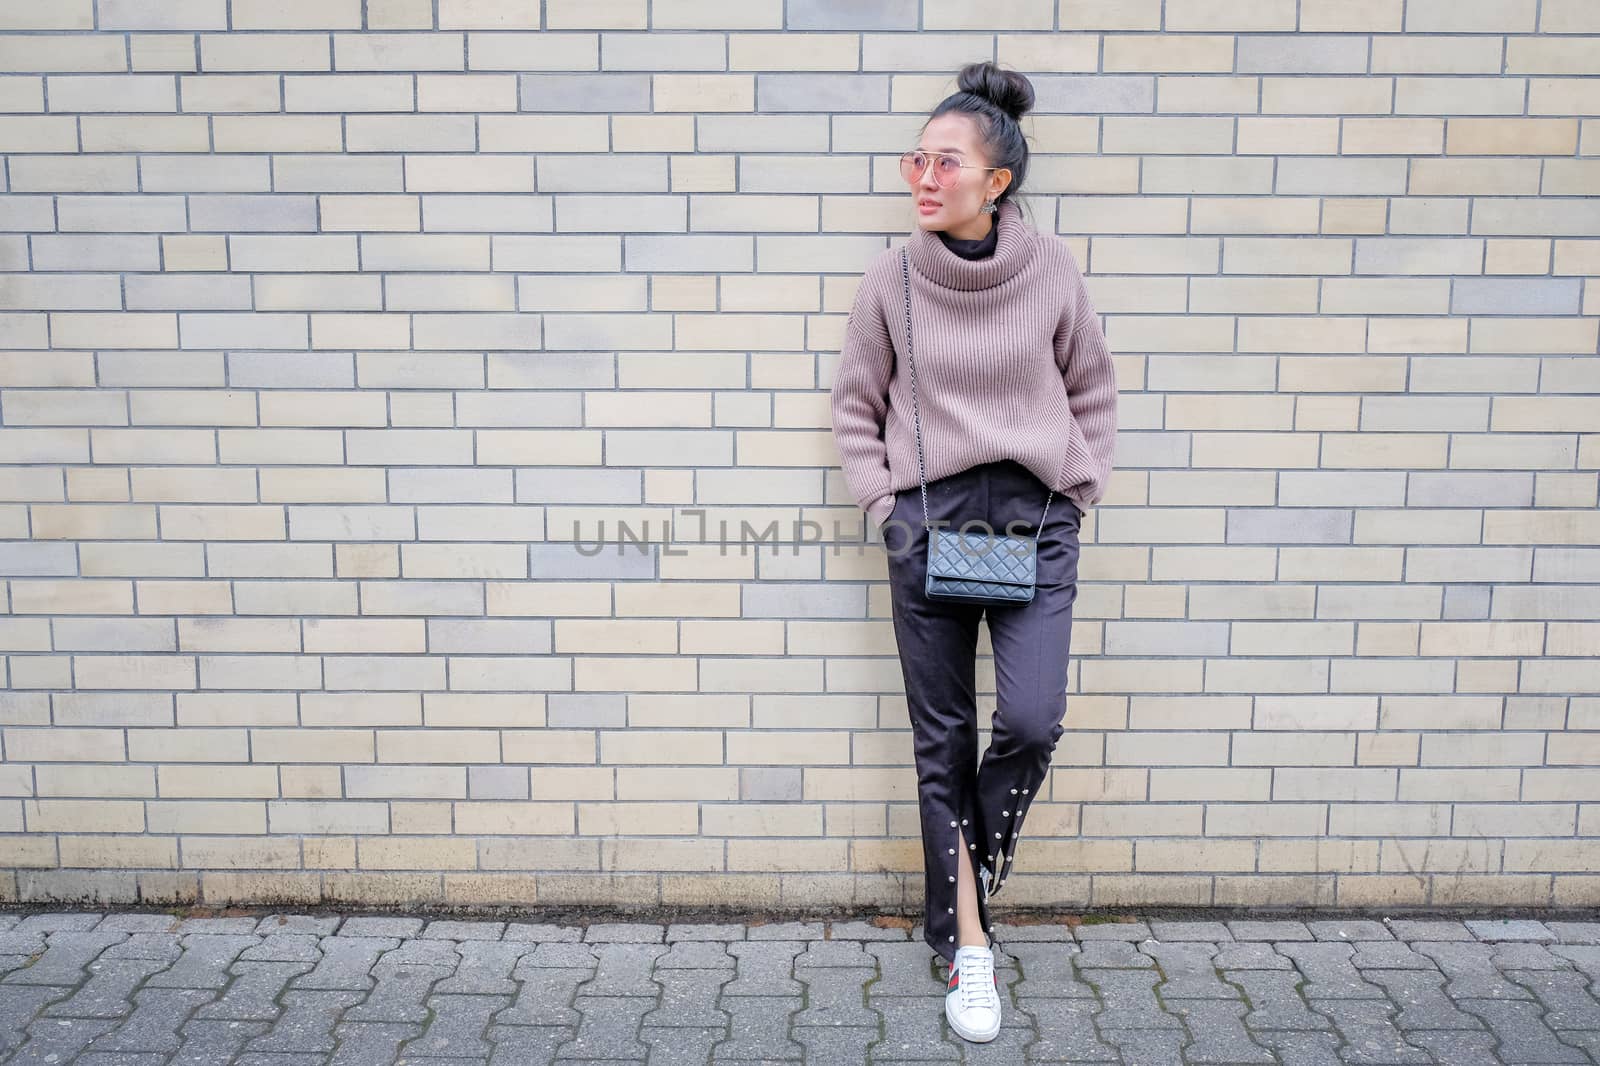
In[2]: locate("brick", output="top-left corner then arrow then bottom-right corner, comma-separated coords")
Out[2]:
47,74 -> 177,112
232,0 -> 363,28
201,34 -> 332,72
99,0 -> 226,28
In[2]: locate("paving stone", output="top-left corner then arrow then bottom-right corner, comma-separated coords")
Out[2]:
486,1023 -> 566,1065
872,997 -> 961,1061
1467,918 -> 1557,942
1228,919 -> 1315,941
434,938 -> 534,995
43,956 -> 172,1018
342,951 -> 454,1023
1311,998 -> 1433,1064
1308,919 -> 1395,941
657,940 -> 736,969
1403,1028 -> 1506,1066
992,920 -> 1074,944
1075,939 -> 1157,968
1417,941 -> 1536,1000
582,922 -> 664,943
1550,943 -> 1600,981
292,936 -> 400,991
645,968 -> 733,1028
721,940 -> 802,997
503,923 -> 583,943
1142,940 -> 1238,998
13,913 -> 106,934
171,1017 -> 271,1064
422,919 -> 505,941
87,987 -> 217,1055
1502,968 -> 1600,1029
791,965 -> 874,1027
1091,969 -> 1184,1029
1494,942 -> 1576,970
173,917 -> 262,935
1361,969 -> 1483,1030
4,1015 -> 118,1064
1148,919 -> 1233,941
402,993 -> 510,1057
144,934 -> 261,989
244,989 -> 364,1054
789,1025 -> 877,1064
194,961 -> 316,1021
255,915 -> 342,936
103,933 -> 184,963
1454,998 -> 1591,1062
1214,941 -> 1296,969
1073,920 -> 1151,941
1100,1027 -> 1187,1066
0,930 -> 47,956
383,937 -> 460,968
794,939 -> 876,968
864,942 -> 944,997
242,933 -> 324,963
339,917 -> 424,939
1387,919 -> 1475,941
496,963 -> 589,1027
558,995 -> 655,1059
825,919 -> 905,943
1007,941 -> 1091,997
1230,970 -> 1335,1030
2,929 -> 128,986
745,921 -> 822,942
0,955 -> 35,981
1552,1030 -> 1600,1063
1252,1028 -> 1347,1066
1350,940 -> 1439,969
580,942 -> 667,997
0,986 -> 73,1057
1547,922 -> 1600,945
1015,996 -> 1119,1060
331,1021 -> 424,1066
1172,999 -> 1276,1062
640,1024 -> 724,1065
1277,942 -> 1387,999
99,915 -> 180,933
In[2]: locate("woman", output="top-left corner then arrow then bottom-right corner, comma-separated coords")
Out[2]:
829,61 -> 1118,1042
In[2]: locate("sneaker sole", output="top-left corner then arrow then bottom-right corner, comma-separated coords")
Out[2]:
945,997 -> 1001,1042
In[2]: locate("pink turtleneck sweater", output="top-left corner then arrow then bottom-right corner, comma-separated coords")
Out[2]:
829,198 -> 1119,529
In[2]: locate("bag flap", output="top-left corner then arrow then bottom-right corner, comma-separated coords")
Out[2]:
926,528 -> 1037,585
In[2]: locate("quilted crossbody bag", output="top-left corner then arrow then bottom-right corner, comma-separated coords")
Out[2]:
898,246 -> 1053,606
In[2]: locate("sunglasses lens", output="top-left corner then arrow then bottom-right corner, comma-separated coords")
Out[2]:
899,151 -> 924,183
901,151 -> 971,187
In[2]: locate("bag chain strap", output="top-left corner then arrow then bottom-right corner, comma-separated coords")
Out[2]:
899,246 -> 1052,535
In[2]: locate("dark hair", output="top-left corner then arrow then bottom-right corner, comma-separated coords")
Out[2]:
926,61 -> 1035,206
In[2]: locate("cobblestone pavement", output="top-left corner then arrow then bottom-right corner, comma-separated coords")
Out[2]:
6,910 -> 1600,1064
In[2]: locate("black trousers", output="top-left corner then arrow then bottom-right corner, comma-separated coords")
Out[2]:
880,459 -> 1082,966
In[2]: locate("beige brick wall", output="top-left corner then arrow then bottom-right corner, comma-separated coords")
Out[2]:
0,0 -> 1597,911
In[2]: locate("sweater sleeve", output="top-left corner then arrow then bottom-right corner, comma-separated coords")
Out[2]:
829,262 -> 898,528
1053,259 -> 1119,508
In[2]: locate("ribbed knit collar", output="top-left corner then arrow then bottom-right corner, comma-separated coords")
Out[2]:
906,198 -> 1036,291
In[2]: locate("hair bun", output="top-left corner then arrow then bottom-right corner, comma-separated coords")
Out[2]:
956,61 -> 1035,121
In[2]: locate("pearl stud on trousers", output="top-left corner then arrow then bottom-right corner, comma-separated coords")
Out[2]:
879,458 -> 1082,966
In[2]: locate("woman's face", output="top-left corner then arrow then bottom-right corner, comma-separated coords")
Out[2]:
906,113 -> 1011,235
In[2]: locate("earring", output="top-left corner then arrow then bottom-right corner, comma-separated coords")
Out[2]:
981,199 -> 997,214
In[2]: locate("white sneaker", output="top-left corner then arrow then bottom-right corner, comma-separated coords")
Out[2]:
945,944 -> 1001,1042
